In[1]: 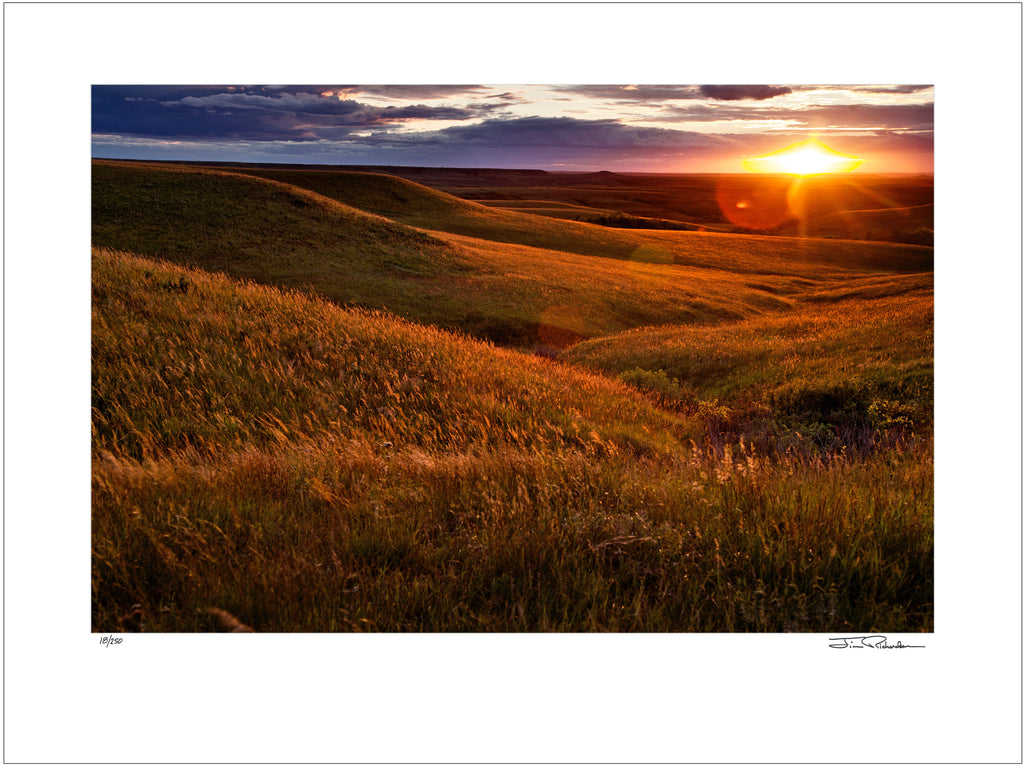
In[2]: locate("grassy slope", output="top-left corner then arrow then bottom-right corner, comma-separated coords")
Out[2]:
93,161 -> 860,348
206,164 -> 934,275
93,249 -> 932,632
92,159 -> 468,303
562,276 -> 933,452
441,172 -> 934,237
775,204 -> 934,244
216,165 -> 663,260
92,248 -> 684,462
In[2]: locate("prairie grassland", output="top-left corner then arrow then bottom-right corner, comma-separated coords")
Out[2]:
250,165 -> 934,272
777,204 -> 934,244
225,165 -> 933,232
92,248 -> 683,462
111,161 -> 933,274
208,164 -> 660,260
93,161 -> 930,349
92,249 -> 932,632
90,161 -> 810,347
563,275 -> 932,455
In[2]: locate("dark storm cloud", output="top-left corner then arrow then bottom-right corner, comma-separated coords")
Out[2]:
416,116 -> 729,149
93,95 -> 319,141
171,91 -> 485,121
92,85 -> 502,141
699,85 -> 793,101
383,103 -> 496,120
304,117 -> 736,169
94,85 -> 244,101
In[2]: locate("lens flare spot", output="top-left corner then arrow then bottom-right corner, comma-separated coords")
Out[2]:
716,177 -> 792,230
538,303 -> 586,349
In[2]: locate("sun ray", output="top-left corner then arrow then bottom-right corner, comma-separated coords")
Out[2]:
744,137 -> 863,176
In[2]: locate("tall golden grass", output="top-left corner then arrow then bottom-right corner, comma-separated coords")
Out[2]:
93,249 -> 932,632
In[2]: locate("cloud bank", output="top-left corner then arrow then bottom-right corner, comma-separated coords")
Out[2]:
699,85 -> 794,101
92,84 -> 934,172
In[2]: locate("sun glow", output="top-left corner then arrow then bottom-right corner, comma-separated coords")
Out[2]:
744,137 -> 863,175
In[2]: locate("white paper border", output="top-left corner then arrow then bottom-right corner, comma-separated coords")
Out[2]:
4,2 -> 1021,763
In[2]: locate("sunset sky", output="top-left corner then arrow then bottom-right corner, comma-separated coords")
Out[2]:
94,84 -> 933,173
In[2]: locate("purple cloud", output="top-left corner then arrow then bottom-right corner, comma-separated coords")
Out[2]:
700,85 -> 793,101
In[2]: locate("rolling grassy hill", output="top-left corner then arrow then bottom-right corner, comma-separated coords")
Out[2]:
90,161 -> 806,348
91,159 -> 933,633
184,163 -> 648,260
302,165 -> 933,243
561,277 -> 933,453
92,248 -> 686,463
93,161 -> 932,348
184,162 -> 935,274
92,249 -> 932,632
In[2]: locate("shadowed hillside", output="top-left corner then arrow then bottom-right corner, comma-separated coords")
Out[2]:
92,159 -> 463,283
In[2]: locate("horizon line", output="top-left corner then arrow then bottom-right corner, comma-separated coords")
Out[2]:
91,156 -> 935,176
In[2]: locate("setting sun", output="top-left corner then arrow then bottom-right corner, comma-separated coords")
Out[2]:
744,137 -> 863,175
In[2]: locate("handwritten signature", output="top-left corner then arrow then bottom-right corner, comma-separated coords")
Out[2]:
829,635 -> 924,649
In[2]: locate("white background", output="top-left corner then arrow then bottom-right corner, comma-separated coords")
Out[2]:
4,2 -> 1021,763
